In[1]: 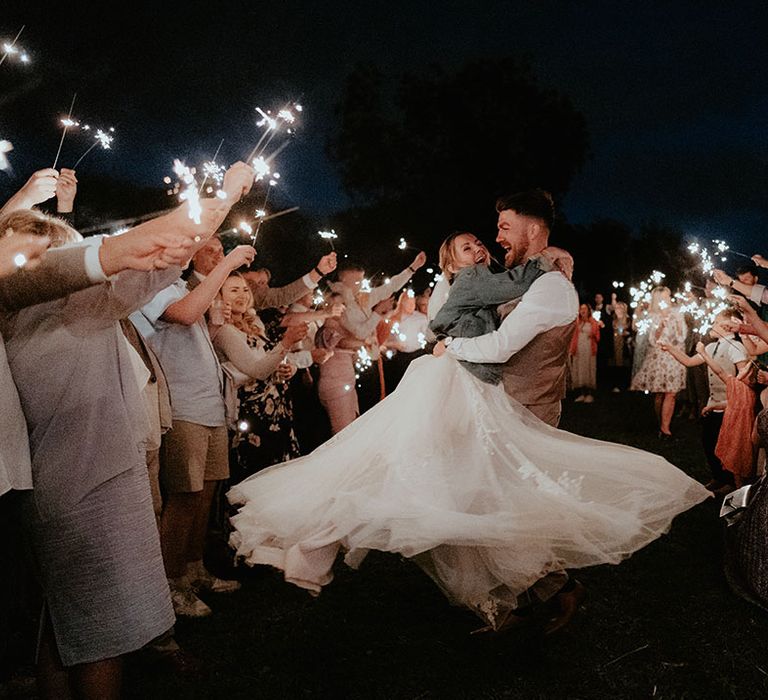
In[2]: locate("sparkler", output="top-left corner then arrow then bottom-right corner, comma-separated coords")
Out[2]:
52,93 -> 77,170
628,270 -> 666,310
246,102 -> 302,162
0,140 -> 13,171
398,237 -> 407,250
71,127 -> 115,168
712,238 -> 752,260
318,229 -> 338,251
171,160 -> 202,224
360,278 -> 372,293
198,138 -> 225,194
13,253 -> 27,268
0,26 -> 30,68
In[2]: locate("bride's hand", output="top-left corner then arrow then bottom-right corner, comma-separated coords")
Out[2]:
433,340 -> 447,357
541,246 -> 574,281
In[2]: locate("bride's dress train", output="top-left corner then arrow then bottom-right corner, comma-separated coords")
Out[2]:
228,354 -> 710,627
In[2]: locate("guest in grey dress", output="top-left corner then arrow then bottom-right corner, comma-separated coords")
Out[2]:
0,210 -> 176,698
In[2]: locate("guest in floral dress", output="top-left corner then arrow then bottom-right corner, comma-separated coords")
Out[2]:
230,306 -> 302,483
212,277 -> 306,485
630,286 -> 687,438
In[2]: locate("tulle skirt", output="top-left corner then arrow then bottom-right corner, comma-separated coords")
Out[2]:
228,355 -> 710,627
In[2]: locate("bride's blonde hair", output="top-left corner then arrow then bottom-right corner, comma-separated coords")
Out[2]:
438,231 -> 474,283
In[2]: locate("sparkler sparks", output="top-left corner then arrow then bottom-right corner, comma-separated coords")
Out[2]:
71,127 -> 115,169
202,161 -> 225,185
318,229 -> 338,250
171,160 -> 202,224
52,93 -> 78,170
251,156 -> 271,181
13,253 -> 27,268
0,27 -> 31,68
238,221 -> 253,236
398,237 -> 407,250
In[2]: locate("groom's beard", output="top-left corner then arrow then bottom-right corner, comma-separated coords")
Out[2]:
504,248 -> 525,269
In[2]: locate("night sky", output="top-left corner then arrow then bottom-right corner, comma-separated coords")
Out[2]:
2,1 -> 767,252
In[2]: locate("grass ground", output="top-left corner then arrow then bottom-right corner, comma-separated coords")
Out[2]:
90,392 -> 768,697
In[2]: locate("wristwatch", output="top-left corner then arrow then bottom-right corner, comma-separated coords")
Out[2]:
443,336 -> 454,347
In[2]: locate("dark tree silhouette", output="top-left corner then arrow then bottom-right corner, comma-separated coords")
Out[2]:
327,58 -> 590,262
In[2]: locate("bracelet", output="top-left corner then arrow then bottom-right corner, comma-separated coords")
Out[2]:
408,265 -> 416,273
728,279 -> 734,288
314,266 -> 324,277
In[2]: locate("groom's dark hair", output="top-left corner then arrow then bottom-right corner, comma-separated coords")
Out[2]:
496,189 -> 555,230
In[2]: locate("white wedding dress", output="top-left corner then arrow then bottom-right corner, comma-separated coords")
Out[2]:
228,353 -> 710,627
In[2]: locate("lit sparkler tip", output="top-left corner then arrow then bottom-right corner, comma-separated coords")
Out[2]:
318,229 -> 338,240
277,109 -> 295,124
398,237 -> 407,250
171,159 -> 202,224
13,253 -> 27,268
360,278 -> 372,293
255,107 -> 278,131
202,161 -> 225,185
252,155 -> 271,180
255,209 -> 267,218
94,128 -> 113,149
238,221 -> 253,235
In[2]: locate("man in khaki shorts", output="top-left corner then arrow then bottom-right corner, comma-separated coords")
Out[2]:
135,240 -> 256,617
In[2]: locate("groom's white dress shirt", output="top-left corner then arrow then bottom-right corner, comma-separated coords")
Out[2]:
446,271 -> 579,363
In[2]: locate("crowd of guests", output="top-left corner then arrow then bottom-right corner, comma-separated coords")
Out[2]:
572,267 -> 768,498
2,162 -> 768,697
0,163 -> 435,698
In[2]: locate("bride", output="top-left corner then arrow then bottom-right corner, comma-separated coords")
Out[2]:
227,232 -> 710,630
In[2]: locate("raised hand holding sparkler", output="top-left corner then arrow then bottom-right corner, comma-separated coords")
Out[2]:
222,160 -> 256,200
314,252 -> 338,279
752,254 -> 768,269
55,168 -> 77,213
409,250 -> 427,272
0,168 -> 59,216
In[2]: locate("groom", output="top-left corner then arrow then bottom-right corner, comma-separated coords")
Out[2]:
434,188 -> 583,632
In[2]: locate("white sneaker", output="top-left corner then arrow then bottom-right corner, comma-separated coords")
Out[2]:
583,395 -> 595,403
169,579 -> 212,618
574,395 -> 585,403
187,561 -> 241,594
